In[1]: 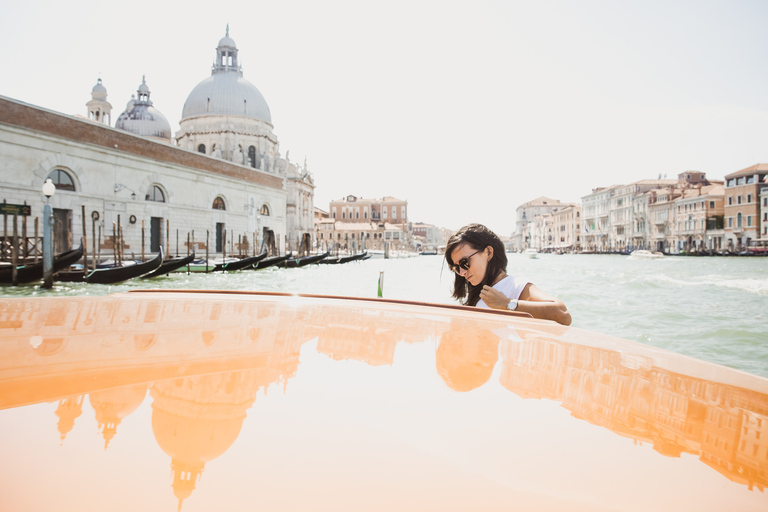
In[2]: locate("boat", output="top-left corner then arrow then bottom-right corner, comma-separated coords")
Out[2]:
140,250 -> 196,279
0,242 -> 84,284
420,250 -> 438,256
0,290 -> 766,511
629,249 -> 665,259
253,253 -> 292,269
210,250 -> 268,272
523,248 -> 539,259
278,251 -> 330,268
56,248 -> 163,283
173,256 -> 241,273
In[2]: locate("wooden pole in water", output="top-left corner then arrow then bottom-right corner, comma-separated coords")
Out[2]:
97,225 -> 102,265
176,229 -> 179,258
141,219 -> 145,262
166,219 -> 170,259
91,214 -> 96,271
11,214 -> 18,285
34,217 -> 39,262
119,224 -> 124,266
3,210 -> 7,262
223,230 -> 226,261
81,205 -> 87,270
187,232 -> 190,274
112,221 -> 117,265
238,234 -> 242,258
22,211 -> 27,260
206,230 -> 209,273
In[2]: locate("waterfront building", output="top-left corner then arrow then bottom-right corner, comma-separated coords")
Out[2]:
0,29 -> 314,259
723,164 -> 768,251
551,205 -> 582,252
609,179 -> 676,251
674,179 -> 724,253
514,196 -> 566,251
761,186 -> 768,241
317,195 -> 412,253
581,186 -> 619,252
411,222 -> 443,250
648,186 -> 680,253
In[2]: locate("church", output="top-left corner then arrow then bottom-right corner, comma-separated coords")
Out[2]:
0,28 -> 315,259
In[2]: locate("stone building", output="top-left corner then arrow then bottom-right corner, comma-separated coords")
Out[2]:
514,196 -> 567,251
723,164 -> 768,251
0,29 -> 314,260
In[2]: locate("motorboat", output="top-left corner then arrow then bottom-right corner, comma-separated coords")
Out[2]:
629,250 -> 665,259
523,248 -> 539,259
0,290 -> 766,510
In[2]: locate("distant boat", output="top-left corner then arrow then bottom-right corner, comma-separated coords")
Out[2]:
254,254 -> 292,270
523,248 -> 539,259
629,250 -> 664,260
420,250 -> 438,256
278,251 -> 330,268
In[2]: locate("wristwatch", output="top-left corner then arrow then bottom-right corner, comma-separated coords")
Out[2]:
506,299 -> 518,311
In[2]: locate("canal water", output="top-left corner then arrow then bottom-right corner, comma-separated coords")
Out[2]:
2,253 -> 767,378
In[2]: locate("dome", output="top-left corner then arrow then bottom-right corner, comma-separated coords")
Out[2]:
91,78 -> 107,96
181,73 -> 272,123
180,28 -> 272,124
115,77 -> 172,140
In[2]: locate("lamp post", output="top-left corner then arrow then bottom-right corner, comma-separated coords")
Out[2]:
41,179 -> 56,289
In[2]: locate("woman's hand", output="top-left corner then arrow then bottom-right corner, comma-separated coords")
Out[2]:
479,285 -> 511,310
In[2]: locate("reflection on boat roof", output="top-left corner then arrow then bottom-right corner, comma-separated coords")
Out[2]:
1,291 -> 767,510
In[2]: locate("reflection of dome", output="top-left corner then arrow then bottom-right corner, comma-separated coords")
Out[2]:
115,76 -> 172,141
89,384 -> 148,448
55,395 -> 84,441
151,372 -> 260,507
180,28 -> 272,124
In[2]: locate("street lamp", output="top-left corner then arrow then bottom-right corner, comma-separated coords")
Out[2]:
41,178 -> 56,289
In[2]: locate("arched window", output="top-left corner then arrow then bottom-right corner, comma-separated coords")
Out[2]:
198,144 -> 206,154
260,204 -> 270,216
146,185 -> 165,202
248,146 -> 256,168
737,212 -> 743,228
212,197 -> 226,210
47,169 -> 75,191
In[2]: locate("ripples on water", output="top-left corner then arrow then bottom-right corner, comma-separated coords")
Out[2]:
2,253 -> 767,378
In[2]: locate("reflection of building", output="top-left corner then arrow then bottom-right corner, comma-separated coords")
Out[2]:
151,372 -> 262,508
89,383 -> 149,448
498,335 -> 768,490
55,395 -> 84,441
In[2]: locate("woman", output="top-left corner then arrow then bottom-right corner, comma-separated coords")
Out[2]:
445,224 -> 572,326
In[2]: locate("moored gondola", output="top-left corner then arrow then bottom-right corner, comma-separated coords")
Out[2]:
0,241 -> 84,284
253,253 -> 292,270
210,250 -> 268,272
278,251 -> 330,268
56,248 -> 164,283
141,250 -> 196,279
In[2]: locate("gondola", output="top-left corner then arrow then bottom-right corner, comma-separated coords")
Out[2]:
278,251 -> 330,268
140,250 -> 196,279
57,248 -> 164,284
339,251 -> 367,263
210,250 -> 268,272
0,242 -> 84,284
253,253 -> 292,270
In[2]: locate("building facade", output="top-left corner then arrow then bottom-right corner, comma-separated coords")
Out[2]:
514,197 -> 567,251
0,29 -> 315,259
723,164 -> 768,251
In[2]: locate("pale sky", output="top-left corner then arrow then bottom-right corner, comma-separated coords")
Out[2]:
2,0 -> 768,236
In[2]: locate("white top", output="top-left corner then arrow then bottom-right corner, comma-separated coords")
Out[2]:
476,275 -> 530,309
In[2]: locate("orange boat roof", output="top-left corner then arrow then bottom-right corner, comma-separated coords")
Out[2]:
1,290 -> 767,511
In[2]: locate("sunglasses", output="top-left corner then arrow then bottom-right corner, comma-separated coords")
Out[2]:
450,248 -> 485,274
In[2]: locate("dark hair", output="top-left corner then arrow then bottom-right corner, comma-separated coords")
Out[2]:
444,223 -> 508,306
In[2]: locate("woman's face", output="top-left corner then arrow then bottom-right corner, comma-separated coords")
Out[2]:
449,243 -> 490,287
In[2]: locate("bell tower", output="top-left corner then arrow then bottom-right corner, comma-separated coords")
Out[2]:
86,78 -> 113,125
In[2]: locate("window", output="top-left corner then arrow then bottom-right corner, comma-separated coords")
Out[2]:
710,201 -> 715,208
333,212 -> 336,219
212,197 -> 226,210
728,179 -> 735,187
738,196 -> 742,204
738,213 -> 742,228
47,169 -> 75,191
145,185 -> 165,202
260,204 -> 270,216
748,216 -> 752,227
747,194 -> 752,203
248,146 -> 256,168
729,218 -> 733,228
198,144 -> 206,154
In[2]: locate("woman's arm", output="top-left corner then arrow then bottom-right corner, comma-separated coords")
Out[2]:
480,283 -> 572,326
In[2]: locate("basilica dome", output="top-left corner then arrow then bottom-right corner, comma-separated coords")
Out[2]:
180,29 -> 272,124
115,76 -> 172,141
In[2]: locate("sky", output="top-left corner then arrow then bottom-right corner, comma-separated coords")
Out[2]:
2,0 -> 768,236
